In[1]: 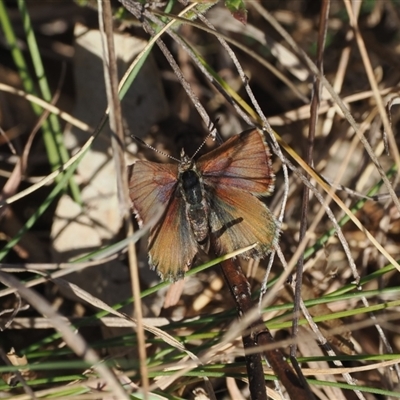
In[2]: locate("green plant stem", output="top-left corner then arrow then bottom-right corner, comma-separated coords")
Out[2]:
16,0 -> 82,203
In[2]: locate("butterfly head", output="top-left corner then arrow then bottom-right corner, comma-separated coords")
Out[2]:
178,148 -> 195,174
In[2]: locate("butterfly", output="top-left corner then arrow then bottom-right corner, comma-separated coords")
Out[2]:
127,128 -> 278,281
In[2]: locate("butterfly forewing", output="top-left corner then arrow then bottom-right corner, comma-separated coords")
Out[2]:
128,161 -> 178,224
197,129 -> 274,196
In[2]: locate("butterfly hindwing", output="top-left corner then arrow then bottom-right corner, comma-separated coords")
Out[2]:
207,185 -> 277,258
148,194 -> 198,281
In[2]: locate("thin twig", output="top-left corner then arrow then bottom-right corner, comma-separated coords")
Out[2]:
291,0 -> 330,358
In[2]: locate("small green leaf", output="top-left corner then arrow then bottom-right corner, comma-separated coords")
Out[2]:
224,0 -> 247,24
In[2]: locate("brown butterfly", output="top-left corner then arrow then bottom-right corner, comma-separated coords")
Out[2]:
128,128 -> 278,281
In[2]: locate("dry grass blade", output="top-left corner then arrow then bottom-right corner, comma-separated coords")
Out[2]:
97,0 -> 149,396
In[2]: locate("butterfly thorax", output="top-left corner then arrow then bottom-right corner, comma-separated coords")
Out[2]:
178,151 -> 210,250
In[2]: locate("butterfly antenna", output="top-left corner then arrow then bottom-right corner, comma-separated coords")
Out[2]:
132,136 -> 180,163
191,126 -> 218,159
